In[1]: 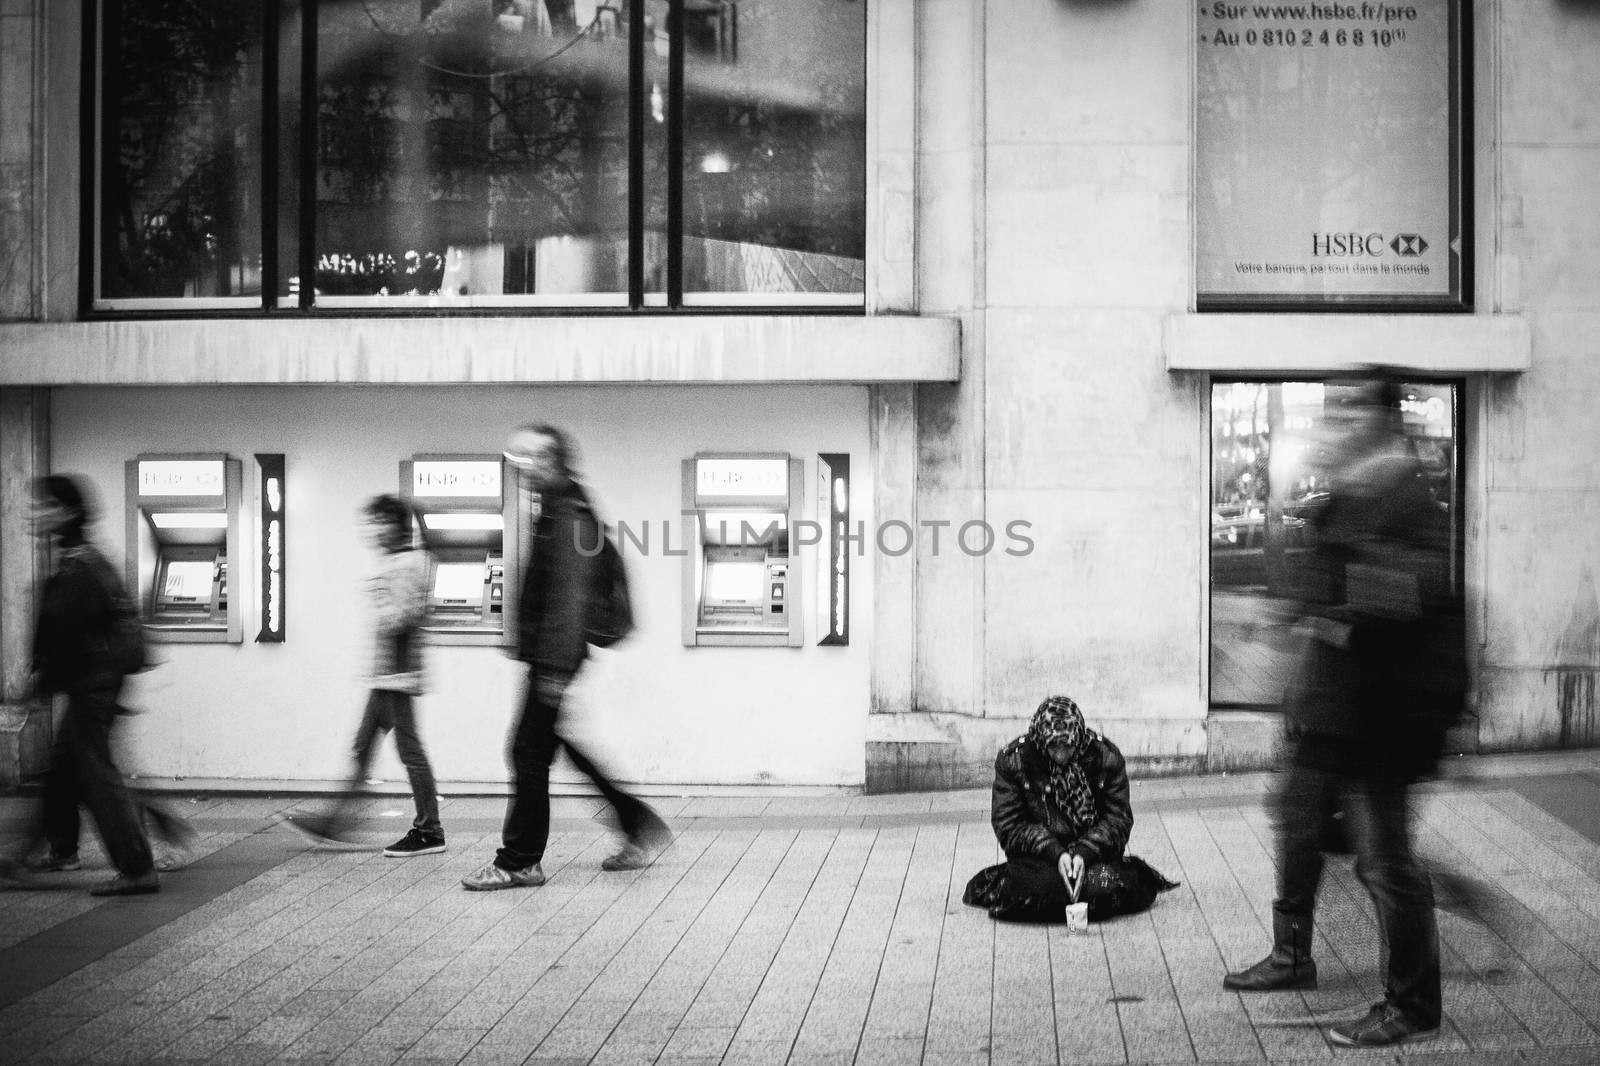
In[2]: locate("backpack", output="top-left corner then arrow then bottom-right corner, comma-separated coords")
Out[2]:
585,526 -> 634,648
106,598 -> 151,676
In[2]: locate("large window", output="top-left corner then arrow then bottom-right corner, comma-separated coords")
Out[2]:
90,1 -> 866,312
1209,379 -> 1462,708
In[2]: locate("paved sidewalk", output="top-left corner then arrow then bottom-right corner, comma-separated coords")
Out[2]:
3,750 -> 1600,1065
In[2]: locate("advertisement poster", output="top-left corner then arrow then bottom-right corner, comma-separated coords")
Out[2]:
1196,1 -> 1462,307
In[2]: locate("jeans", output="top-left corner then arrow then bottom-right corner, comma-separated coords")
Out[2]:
326,689 -> 442,839
41,687 -> 155,878
496,669 -> 664,870
1275,755 -> 1441,1026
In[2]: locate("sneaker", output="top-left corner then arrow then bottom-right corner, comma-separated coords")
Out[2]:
461,861 -> 545,891
88,872 -> 160,897
25,851 -> 81,873
151,813 -> 200,853
601,840 -> 658,872
154,846 -> 193,872
273,813 -> 369,851
384,830 -> 446,858
1329,1002 -> 1439,1047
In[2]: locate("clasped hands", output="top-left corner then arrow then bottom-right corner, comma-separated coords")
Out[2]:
1057,851 -> 1085,900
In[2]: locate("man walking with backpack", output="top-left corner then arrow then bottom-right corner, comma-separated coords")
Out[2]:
461,424 -> 671,891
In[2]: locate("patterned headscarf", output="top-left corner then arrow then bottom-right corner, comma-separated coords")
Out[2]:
1026,696 -> 1098,836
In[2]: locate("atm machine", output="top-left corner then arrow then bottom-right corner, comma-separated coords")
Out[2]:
400,454 -> 516,644
126,454 -> 244,643
683,453 -> 803,647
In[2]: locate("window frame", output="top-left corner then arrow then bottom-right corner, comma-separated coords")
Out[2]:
1205,374 -> 1468,711
81,0 -> 869,317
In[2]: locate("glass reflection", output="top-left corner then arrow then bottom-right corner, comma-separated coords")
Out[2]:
97,0 -> 868,307
682,0 -> 865,297
314,0 -> 630,302
100,3 -> 263,300
1209,380 -> 1459,708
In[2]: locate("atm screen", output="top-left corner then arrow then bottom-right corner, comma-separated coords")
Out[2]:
162,560 -> 215,602
433,561 -> 485,604
706,559 -> 765,604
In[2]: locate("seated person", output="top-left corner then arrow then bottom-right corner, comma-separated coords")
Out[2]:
964,695 -> 1177,923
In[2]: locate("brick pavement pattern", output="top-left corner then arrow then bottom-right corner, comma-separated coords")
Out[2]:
2,751 -> 1600,1065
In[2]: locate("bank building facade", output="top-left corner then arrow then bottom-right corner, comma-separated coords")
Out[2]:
0,1 -> 1592,795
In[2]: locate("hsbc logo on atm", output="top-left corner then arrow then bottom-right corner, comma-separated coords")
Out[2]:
138,460 -> 224,496
1310,233 -> 1429,258
413,461 -> 501,497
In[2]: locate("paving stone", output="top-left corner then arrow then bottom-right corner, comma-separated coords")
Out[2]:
7,751 -> 1600,1065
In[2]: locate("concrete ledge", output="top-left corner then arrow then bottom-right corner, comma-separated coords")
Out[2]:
866,711 -> 1209,793
1205,710 -> 1287,773
865,713 -> 961,794
1206,708 -> 1483,774
0,315 -> 962,386
1164,313 -> 1531,373
0,703 -> 50,790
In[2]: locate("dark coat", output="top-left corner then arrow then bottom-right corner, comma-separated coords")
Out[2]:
1286,447 -> 1465,779
516,478 -> 598,678
33,539 -> 128,695
991,734 -> 1134,868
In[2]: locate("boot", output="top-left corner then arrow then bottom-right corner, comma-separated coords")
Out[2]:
1223,907 -> 1318,991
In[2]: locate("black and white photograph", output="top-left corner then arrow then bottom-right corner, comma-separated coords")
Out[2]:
2,1 -> 1599,1063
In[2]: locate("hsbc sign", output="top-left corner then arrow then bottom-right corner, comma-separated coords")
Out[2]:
1196,0 -> 1463,307
1311,232 -> 1386,257
1390,233 -> 1429,257
1309,232 -> 1430,258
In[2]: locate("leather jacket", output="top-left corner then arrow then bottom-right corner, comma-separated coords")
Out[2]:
991,733 -> 1133,867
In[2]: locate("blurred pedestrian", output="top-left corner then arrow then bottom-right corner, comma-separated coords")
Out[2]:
280,494 -> 444,856
27,756 -> 199,876
1224,377 -> 1464,1048
3,475 -> 161,896
461,424 -> 670,891
963,695 -> 1177,923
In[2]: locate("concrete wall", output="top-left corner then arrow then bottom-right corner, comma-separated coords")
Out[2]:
882,0 -> 1205,784
1477,2 -> 1600,750
50,385 -> 874,789
9,0 -> 1600,796
980,0 -> 1199,754
882,0 -> 1600,786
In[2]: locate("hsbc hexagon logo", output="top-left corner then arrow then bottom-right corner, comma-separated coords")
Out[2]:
1389,233 -> 1428,257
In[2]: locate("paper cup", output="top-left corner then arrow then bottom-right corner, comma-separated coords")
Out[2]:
1065,901 -> 1089,932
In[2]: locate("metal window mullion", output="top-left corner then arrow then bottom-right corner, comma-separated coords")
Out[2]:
298,0 -> 317,311
81,0 -> 102,313
261,0 -> 280,312
627,0 -> 644,308
99,1 -> 124,305
666,0 -> 683,308
1452,0 -> 1472,310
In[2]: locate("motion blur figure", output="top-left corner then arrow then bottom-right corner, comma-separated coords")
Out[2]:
279,495 -> 444,857
460,424 -> 670,892
1224,377 -> 1465,1048
7,476 -> 162,896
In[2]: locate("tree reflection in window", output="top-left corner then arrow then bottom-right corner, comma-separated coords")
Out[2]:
102,3 -> 262,299
96,0 -> 865,305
